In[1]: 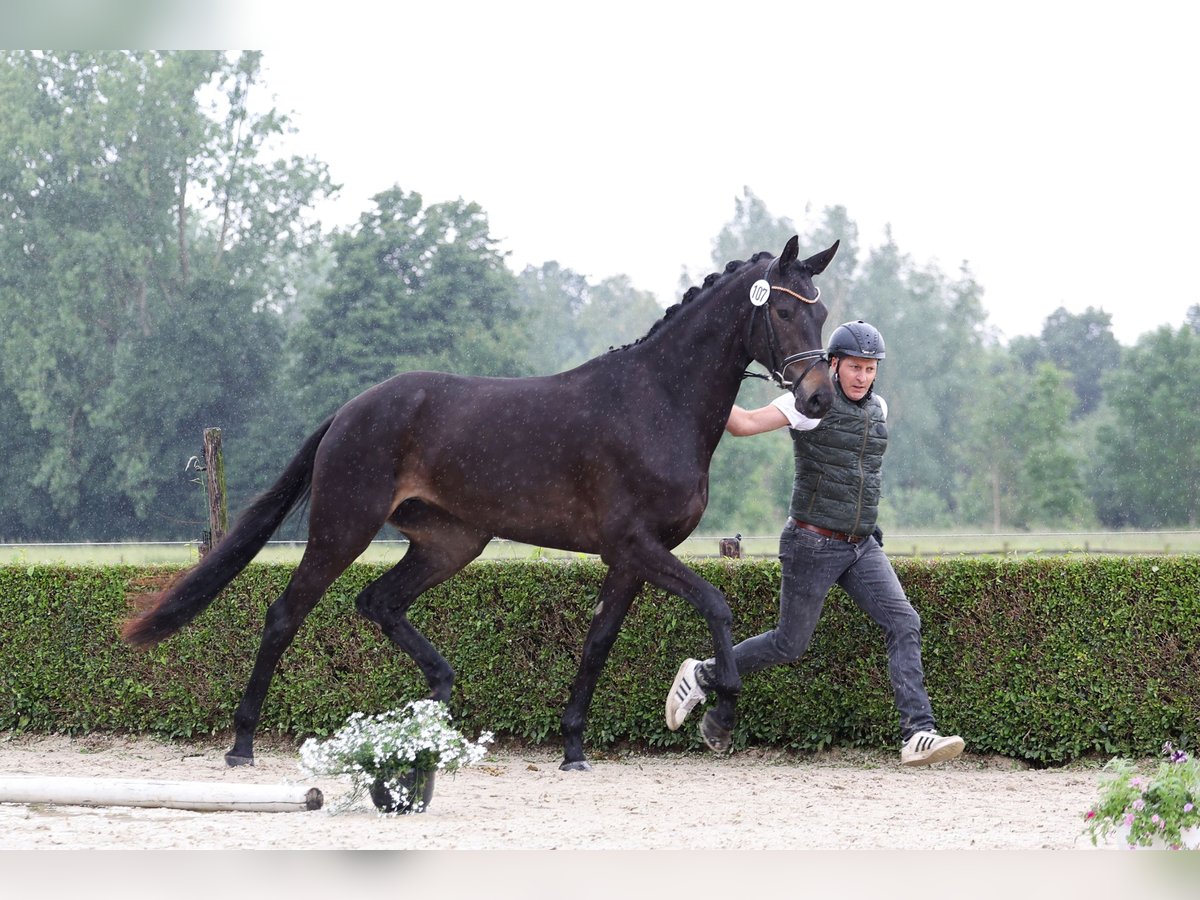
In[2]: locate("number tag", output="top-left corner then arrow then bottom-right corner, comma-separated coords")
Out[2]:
749,280 -> 770,306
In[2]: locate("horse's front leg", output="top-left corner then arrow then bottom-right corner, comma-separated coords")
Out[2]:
623,539 -> 741,752
559,567 -> 643,771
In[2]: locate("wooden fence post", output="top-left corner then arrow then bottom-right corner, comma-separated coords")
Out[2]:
202,427 -> 228,550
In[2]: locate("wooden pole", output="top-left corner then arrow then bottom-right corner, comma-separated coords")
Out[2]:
203,427 -> 228,548
0,775 -> 323,812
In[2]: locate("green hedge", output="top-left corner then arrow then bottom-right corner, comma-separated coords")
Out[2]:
1,556 -> 1197,764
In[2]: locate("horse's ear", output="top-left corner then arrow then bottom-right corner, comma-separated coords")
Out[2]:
779,235 -> 800,267
802,240 -> 840,275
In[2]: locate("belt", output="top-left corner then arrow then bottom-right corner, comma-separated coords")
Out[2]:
787,518 -> 864,544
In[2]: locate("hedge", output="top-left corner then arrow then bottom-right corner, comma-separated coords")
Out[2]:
1,556 -> 1197,765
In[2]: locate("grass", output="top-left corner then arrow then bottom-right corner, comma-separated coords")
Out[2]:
2,529 -> 1198,566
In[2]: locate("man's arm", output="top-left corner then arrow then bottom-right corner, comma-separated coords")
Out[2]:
726,403 -> 790,436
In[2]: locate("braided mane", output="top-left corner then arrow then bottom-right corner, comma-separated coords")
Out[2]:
608,251 -> 773,353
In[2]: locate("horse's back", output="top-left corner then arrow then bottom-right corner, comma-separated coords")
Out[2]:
311,363 -> 705,551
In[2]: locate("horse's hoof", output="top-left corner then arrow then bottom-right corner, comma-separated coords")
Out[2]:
700,710 -> 732,753
224,752 -> 255,767
559,758 -> 592,772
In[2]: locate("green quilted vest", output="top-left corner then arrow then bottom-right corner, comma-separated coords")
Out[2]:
788,386 -> 888,536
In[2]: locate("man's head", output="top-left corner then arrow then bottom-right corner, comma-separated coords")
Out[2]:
826,320 -> 885,402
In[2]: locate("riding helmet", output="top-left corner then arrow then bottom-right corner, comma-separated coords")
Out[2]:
827,320 -> 886,359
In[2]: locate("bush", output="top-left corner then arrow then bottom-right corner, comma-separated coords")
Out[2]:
1,556 -> 1196,764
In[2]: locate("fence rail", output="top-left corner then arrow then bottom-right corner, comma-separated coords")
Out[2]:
2,530 -> 1199,565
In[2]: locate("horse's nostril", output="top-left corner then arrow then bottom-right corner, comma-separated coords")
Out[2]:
807,391 -> 833,416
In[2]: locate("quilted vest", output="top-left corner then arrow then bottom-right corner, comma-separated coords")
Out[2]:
788,386 -> 888,536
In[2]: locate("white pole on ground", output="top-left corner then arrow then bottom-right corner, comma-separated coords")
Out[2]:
0,775 -> 323,812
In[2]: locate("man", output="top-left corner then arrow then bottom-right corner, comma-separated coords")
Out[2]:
666,320 -> 964,766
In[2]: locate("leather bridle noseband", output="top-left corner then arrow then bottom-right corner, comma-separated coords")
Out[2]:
744,261 -> 828,390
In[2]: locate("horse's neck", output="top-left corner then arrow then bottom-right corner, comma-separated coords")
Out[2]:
627,288 -> 751,427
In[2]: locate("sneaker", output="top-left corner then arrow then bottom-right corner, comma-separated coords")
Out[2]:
900,730 -> 965,766
665,658 -> 707,731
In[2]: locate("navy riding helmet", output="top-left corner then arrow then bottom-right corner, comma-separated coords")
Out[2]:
827,320 -> 886,360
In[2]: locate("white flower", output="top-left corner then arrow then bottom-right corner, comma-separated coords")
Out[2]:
298,699 -> 493,815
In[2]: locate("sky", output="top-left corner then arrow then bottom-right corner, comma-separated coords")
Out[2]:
15,0 -> 1200,345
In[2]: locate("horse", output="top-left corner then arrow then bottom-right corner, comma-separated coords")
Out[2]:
122,235 -> 839,771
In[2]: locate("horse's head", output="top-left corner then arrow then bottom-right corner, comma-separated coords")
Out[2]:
746,235 -> 838,419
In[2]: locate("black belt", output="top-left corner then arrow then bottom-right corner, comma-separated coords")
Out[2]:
788,518 -> 864,544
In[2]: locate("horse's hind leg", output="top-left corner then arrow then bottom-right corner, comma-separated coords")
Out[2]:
355,502 -> 490,702
226,504 -> 388,766
560,566 -> 643,772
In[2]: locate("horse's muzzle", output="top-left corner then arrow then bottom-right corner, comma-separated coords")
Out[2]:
792,372 -> 834,419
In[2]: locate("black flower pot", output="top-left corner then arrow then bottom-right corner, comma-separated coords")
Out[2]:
369,769 -> 436,814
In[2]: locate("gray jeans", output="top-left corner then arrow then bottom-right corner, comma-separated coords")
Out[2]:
712,521 -> 936,741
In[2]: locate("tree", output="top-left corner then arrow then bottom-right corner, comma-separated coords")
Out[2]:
0,51 -> 332,538
706,186 -> 799,275
848,232 -> 989,525
960,357 -> 1089,529
1015,364 -> 1090,525
689,188 -> 861,325
575,275 -> 663,359
513,265 -> 662,375
514,262 -> 591,375
283,186 -> 527,430
1090,325 -> 1200,527
1010,306 -> 1121,416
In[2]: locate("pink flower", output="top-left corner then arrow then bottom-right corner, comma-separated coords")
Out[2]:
1185,803 -> 1195,813
1125,813 -> 1135,826
1133,798 -> 1145,810
1085,809 -> 1096,820
1152,814 -> 1161,825
1131,777 -> 1143,788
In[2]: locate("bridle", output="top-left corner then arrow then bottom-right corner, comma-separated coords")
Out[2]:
743,260 -> 828,390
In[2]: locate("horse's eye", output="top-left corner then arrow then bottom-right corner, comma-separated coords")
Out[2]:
777,307 -> 792,320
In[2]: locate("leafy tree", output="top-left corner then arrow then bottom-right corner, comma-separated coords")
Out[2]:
848,232 -> 989,525
282,186 -> 527,430
514,262 -> 592,375
792,204 -> 861,329
1016,364 -> 1091,525
514,265 -> 662,375
0,382 -> 58,539
706,186 -> 799,277
576,275 -> 663,359
1090,325 -> 1200,527
690,189 -> 861,326
961,355 -> 1089,529
1010,306 -> 1121,416
0,51 -> 331,538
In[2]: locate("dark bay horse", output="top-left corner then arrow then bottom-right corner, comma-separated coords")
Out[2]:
122,235 -> 839,771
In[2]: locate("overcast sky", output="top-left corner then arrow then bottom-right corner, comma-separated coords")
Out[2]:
25,0 -> 1199,346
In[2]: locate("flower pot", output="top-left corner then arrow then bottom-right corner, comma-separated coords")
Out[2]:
1111,822 -> 1200,850
369,769 -> 436,814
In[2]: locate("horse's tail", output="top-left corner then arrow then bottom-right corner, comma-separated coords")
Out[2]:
121,415 -> 336,647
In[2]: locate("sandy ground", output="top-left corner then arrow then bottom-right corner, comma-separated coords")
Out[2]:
0,731 -> 1106,851
8,732 -> 1198,900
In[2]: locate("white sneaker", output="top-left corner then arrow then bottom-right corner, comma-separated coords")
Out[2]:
900,730 -> 965,766
665,658 -> 707,731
